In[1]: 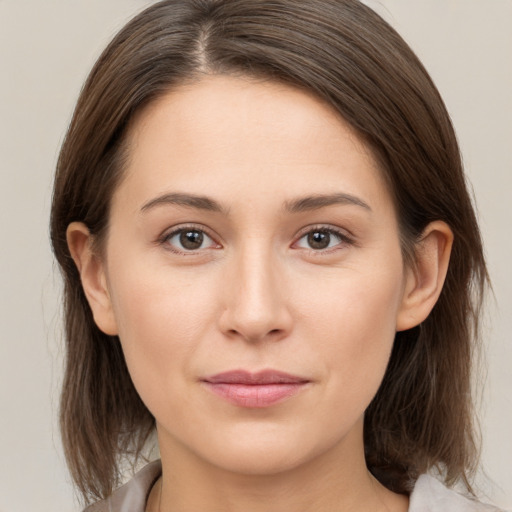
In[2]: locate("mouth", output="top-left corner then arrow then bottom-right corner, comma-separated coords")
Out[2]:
201,369 -> 311,408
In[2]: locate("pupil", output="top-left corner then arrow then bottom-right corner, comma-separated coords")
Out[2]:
180,230 -> 203,250
308,231 -> 330,249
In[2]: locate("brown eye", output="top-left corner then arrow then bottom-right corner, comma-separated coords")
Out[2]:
180,230 -> 204,250
307,231 -> 331,250
295,228 -> 350,252
164,228 -> 217,252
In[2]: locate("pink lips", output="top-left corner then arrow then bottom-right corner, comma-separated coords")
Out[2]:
201,370 -> 310,408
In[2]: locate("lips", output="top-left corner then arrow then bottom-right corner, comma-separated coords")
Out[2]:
201,370 -> 310,408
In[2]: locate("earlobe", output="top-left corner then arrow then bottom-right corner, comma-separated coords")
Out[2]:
66,222 -> 118,335
396,221 -> 453,332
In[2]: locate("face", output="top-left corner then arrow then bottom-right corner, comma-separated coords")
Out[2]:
96,75 -> 413,475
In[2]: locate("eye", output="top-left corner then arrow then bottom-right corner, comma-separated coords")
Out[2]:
163,227 -> 218,252
294,228 -> 350,251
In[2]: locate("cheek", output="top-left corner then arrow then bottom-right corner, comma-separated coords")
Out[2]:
106,260 -> 220,411
302,258 -> 405,413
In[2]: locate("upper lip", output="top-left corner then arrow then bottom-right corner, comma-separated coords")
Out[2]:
202,369 -> 310,385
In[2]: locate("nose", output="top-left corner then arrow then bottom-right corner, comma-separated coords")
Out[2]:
218,243 -> 293,343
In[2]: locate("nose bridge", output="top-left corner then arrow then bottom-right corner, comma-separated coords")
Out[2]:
220,236 -> 291,342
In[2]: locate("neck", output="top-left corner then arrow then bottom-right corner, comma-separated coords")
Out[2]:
149,426 -> 408,512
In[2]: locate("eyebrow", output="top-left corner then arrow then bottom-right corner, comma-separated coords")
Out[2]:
140,191 -> 371,215
285,193 -> 371,213
140,192 -> 226,214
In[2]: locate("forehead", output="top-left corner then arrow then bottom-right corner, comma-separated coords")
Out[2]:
129,74 -> 367,157
117,74 -> 391,214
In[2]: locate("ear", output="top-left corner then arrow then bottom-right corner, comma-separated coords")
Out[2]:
66,222 -> 118,335
396,221 -> 453,331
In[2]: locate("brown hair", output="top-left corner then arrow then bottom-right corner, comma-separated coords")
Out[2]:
50,0 -> 488,503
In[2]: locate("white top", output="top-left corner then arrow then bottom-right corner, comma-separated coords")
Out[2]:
410,474 -> 506,512
84,460 -> 507,512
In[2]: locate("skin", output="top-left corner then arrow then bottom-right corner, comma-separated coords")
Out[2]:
68,75 -> 453,512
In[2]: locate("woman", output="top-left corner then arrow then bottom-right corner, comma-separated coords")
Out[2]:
50,1 -> 503,511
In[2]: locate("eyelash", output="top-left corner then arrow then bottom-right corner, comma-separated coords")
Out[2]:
293,226 -> 355,254
159,224 -> 220,255
158,225 -> 354,255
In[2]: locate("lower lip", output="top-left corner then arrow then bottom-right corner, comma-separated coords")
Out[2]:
203,382 -> 308,408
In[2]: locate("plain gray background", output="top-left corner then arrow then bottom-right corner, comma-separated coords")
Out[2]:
0,1 -> 510,510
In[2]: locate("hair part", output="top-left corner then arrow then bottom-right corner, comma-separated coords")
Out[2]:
51,0 -> 488,503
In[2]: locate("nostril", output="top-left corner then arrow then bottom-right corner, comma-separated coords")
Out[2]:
224,327 -> 285,343
218,295 -> 293,342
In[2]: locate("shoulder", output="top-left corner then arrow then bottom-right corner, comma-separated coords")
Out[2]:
82,460 -> 162,512
409,474 -> 508,512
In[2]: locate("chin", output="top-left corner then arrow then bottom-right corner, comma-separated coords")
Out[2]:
185,422 -> 348,477
205,444 -> 310,476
